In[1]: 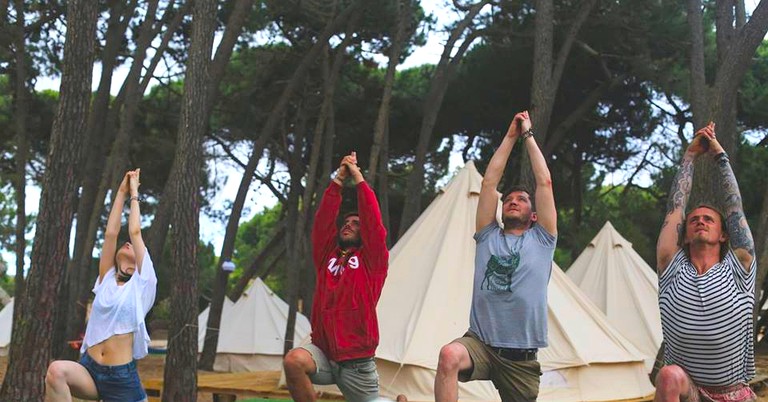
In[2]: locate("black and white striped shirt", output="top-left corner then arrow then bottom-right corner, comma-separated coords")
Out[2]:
659,249 -> 756,386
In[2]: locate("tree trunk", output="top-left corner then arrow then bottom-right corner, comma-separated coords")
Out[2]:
322,88 -> 337,186
283,203 -> 301,355
59,0 -> 139,361
11,0 -> 28,309
399,1 -> 489,238
735,0 -> 746,28
530,0 -> 554,136
0,1 -> 98,400
368,0 -> 411,187
513,0 -> 597,188
531,0 -> 598,143
283,110 -> 307,355
378,121 -> 392,246
710,0 -> 768,154
206,0 -> 254,105
10,0 -> 29,332
687,0 -> 709,129
196,0 -> 261,371
0,0 -> 8,29
716,0 -> 735,65
571,150 -> 584,262
161,0 -> 216,400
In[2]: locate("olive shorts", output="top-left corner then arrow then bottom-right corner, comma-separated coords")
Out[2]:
454,332 -> 542,402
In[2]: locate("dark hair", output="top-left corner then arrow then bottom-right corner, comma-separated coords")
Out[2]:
501,185 -> 535,211
681,204 -> 728,260
339,211 -> 359,227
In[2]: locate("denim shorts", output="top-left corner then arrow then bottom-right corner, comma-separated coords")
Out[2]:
79,353 -> 147,402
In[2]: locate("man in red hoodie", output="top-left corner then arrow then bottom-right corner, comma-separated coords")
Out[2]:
284,152 -> 389,402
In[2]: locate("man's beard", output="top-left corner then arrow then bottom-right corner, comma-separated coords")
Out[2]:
338,237 -> 362,249
503,215 -> 530,230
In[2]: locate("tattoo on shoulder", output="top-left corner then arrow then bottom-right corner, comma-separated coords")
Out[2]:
726,212 -> 755,257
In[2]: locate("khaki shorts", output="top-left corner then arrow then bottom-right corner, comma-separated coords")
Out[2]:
453,332 -> 541,402
300,343 -> 379,402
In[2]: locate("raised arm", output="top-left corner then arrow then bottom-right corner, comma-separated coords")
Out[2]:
522,113 -> 556,236
346,155 -> 388,271
99,172 -> 130,280
657,126 -> 709,273
703,125 -> 755,270
127,169 -> 146,272
311,159 -> 347,267
477,113 -> 524,232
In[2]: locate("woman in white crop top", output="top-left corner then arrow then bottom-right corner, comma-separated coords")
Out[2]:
45,169 -> 157,402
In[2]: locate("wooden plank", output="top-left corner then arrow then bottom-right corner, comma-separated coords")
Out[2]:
608,394 -> 654,402
142,370 -> 344,400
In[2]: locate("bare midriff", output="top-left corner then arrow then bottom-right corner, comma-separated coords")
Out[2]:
87,332 -> 134,365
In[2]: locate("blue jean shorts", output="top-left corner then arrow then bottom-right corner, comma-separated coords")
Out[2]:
79,353 -> 147,402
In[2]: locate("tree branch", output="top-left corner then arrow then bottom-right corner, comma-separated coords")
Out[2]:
24,5 -> 64,34
714,0 -> 768,95
228,218 -> 288,302
544,75 -> 622,157
550,0 -> 598,98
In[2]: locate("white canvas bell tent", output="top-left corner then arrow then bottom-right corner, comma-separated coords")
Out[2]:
565,221 -> 663,371
198,277 -> 311,372
0,298 -> 12,355
366,161 -> 653,401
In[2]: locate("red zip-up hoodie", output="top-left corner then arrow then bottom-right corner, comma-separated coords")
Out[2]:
310,180 -> 388,362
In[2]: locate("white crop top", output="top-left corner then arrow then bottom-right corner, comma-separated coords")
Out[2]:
81,250 -> 158,360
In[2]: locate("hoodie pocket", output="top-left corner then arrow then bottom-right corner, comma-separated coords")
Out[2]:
328,308 -> 375,357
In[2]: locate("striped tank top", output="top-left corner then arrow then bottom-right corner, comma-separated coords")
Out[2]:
659,249 -> 756,386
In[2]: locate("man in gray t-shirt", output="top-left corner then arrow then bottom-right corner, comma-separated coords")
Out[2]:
434,110 -> 557,402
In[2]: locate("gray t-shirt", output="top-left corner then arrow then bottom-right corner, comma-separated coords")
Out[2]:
470,223 -> 556,348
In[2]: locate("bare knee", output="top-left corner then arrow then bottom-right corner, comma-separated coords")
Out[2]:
437,343 -> 467,373
45,361 -> 69,388
655,365 -> 690,394
284,349 -> 314,376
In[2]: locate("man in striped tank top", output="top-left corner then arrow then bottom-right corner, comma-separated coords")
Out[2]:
655,122 -> 757,402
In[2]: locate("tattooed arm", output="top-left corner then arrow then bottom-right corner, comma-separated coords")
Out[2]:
657,127 -> 710,273
703,126 -> 755,270
657,154 -> 694,274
